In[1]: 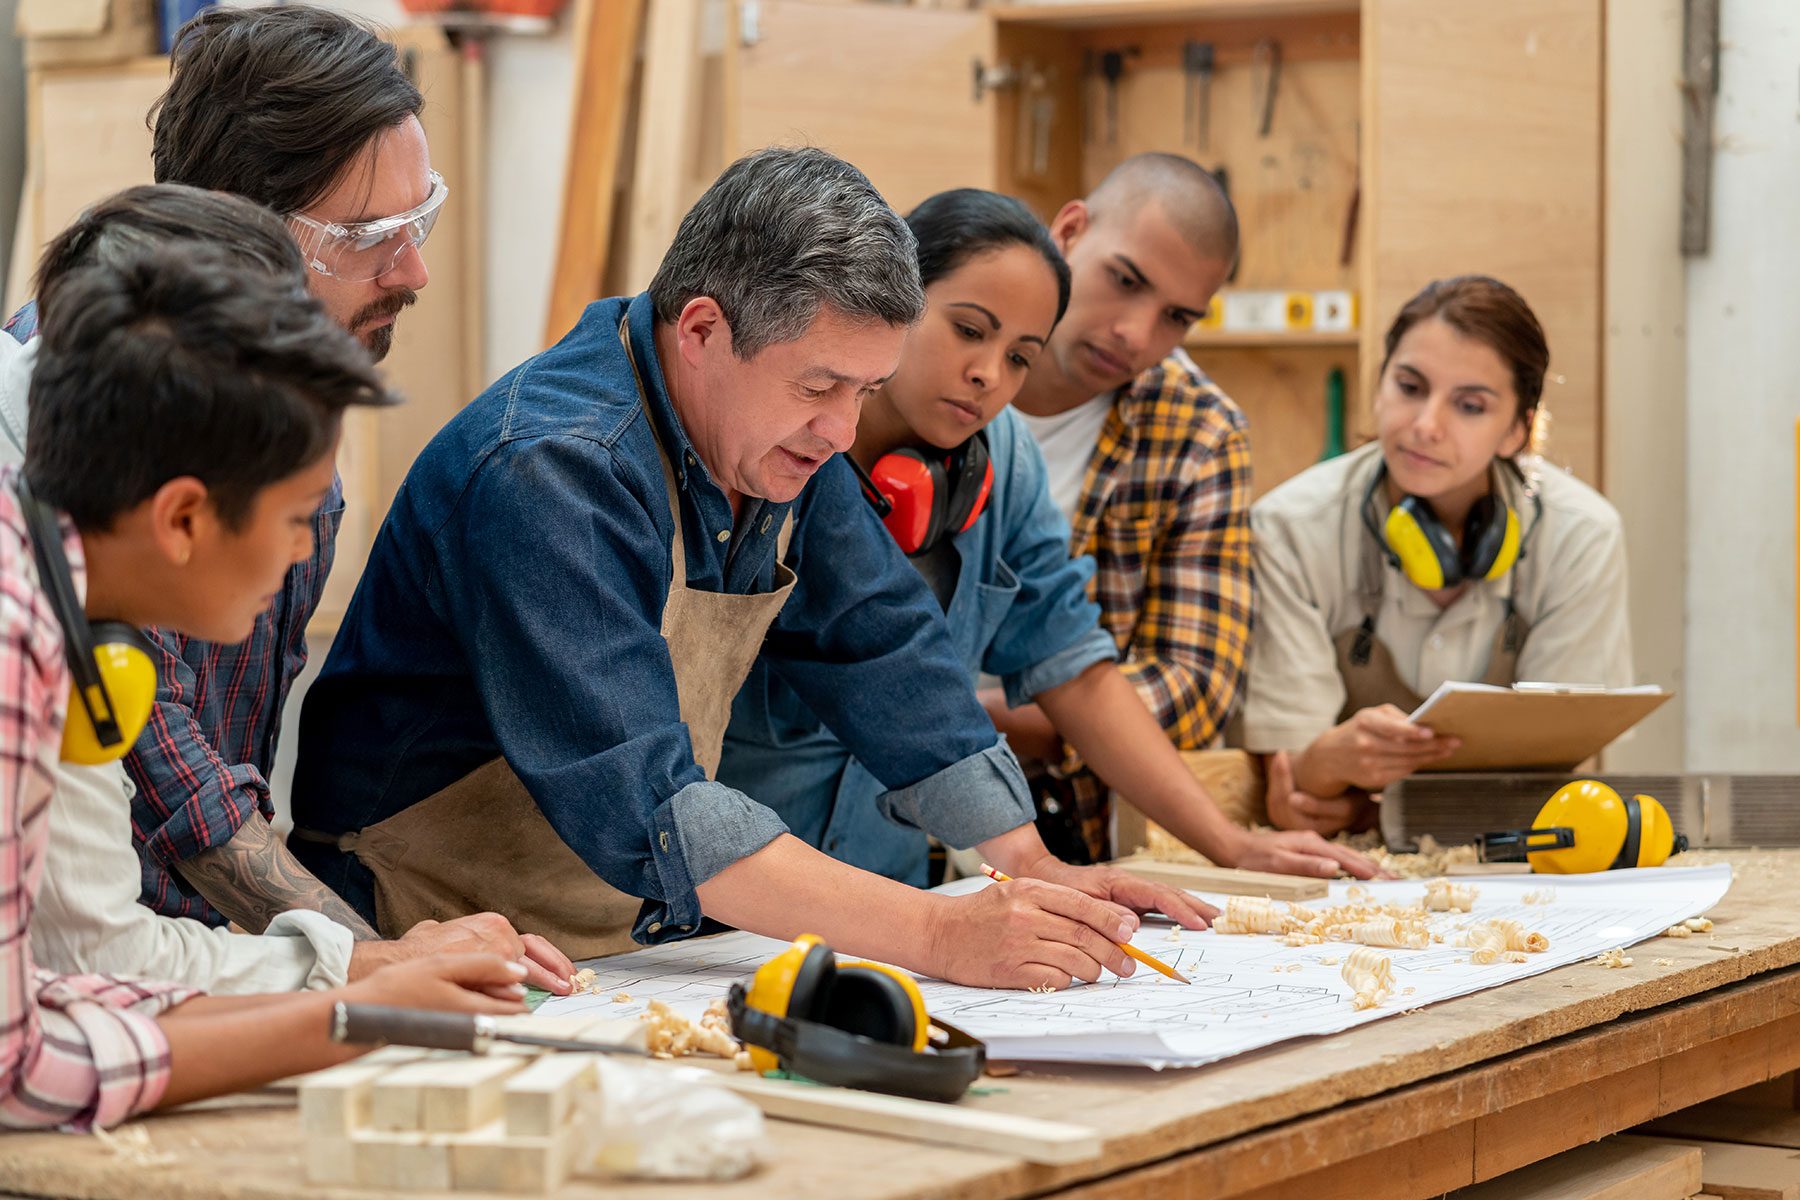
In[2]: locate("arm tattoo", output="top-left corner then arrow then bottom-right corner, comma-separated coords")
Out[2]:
176,817 -> 381,940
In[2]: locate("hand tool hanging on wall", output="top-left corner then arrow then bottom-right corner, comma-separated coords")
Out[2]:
1098,46 -> 1138,145
1014,66 -> 1056,181
1320,367 -> 1347,462
1183,41 -> 1214,151
1252,37 -> 1282,138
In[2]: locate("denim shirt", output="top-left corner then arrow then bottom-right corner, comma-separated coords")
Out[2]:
718,409 -> 1116,886
291,293 -> 1035,942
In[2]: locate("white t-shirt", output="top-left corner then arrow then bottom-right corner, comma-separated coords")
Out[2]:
1015,392 -> 1113,526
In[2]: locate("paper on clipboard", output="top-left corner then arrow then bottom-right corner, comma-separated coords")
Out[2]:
1408,681 -> 1671,771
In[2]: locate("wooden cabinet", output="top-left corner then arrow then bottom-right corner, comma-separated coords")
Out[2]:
688,0 -> 1603,495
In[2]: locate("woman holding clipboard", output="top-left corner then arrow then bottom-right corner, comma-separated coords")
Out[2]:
1234,276 -> 1632,835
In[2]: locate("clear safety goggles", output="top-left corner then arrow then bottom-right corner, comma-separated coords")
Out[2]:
288,171 -> 448,283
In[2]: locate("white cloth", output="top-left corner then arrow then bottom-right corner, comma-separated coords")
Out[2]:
1015,392 -> 1112,527
1237,441 -> 1634,754
1,328 -> 353,993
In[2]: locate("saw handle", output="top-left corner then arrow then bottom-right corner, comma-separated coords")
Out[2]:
332,1003 -> 482,1052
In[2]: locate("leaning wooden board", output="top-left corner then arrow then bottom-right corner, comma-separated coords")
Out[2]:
1,850 -> 1796,1200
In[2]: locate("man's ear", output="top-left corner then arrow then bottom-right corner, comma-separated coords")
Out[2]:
1048,200 -> 1090,255
674,296 -> 735,365
145,477 -> 212,566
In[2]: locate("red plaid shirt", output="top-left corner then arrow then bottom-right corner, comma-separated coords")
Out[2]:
0,472 -> 199,1129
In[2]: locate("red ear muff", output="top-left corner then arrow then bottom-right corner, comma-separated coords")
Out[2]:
866,450 -> 941,555
942,431 -> 992,537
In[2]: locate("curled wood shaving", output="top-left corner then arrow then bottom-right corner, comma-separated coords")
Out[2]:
92,1125 -> 176,1167
612,991 -> 632,1003
1653,958 -> 1675,967
1521,888 -> 1557,905
1684,916 -> 1714,932
1341,947 -> 1394,1010
1595,948 -> 1634,969
1423,879 -> 1478,913
568,967 -> 599,996
638,998 -> 739,1059
1663,924 -> 1692,938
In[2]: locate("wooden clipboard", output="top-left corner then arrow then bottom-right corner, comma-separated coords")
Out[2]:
1410,685 -> 1672,772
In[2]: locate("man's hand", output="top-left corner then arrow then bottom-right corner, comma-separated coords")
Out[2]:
350,915 -> 577,994
1022,857 -> 1219,930
1265,749 -> 1378,837
1296,704 -> 1458,795
922,876 -> 1142,991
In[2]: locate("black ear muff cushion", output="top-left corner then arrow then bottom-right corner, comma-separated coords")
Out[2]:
1461,494 -> 1507,578
941,433 -> 990,534
787,941 -> 837,1022
820,967 -> 918,1047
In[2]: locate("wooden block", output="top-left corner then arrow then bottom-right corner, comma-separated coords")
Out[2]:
449,1119 -> 570,1194
1111,856 -> 1329,901
298,1059 -> 397,1137
1619,1135 -> 1800,1200
1645,1105 -> 1800,1151
503,1053 -> 602,1138
369,1054 -> 532,1133
1448,863 -> 1537,876
1728,1075 -> 1800,1110
1452,1137 -> 1701,1199
492,1013 -> 649,1053
303,1136 -> 357,1187
718,1074 -> 1101,1166
351,1132 -> 454,1190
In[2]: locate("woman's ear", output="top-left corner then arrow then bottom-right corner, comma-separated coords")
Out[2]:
1500,407 -> 1535,459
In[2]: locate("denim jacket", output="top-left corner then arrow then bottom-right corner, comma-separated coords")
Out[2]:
719,408 -> 1116,885
292,293 -> 1035,941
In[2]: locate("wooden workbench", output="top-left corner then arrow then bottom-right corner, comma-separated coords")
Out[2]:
3,850 -> 1794,1200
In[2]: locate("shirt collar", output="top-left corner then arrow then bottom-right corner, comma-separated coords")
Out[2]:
624,292 -> 711,494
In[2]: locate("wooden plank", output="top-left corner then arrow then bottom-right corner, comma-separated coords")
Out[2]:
1109,856 -> 1328,900
368,1054 -> 532,1133
543,0 -> 645,348
1620,1136 -> 1800,1200
1362,0 -> 1603,485
1645,1105 -> 1800,1151
1452,1138 -> 1701,1200
1726,1075 -> 1800,1110
622,0 -> 703,291
718,1074 -> 1103,1166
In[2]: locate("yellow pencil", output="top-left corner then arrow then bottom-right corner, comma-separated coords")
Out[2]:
978,864 -> 1191,984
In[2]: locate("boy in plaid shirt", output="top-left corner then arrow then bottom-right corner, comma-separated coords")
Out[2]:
0,245 -> 524,1130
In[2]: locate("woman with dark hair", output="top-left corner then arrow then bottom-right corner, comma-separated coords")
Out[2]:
719,188 -> 1375,887
1237,276 -> 1632,835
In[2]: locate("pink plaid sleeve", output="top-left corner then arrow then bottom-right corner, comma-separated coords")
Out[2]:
0,500 -> 200,1131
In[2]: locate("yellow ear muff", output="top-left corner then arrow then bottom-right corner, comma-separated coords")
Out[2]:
1520,780 -> 1687,874
60,622 -> 157,765
836,960 -> 929,1053
742,933 -> 828,1074
1383,502 -> 1450,590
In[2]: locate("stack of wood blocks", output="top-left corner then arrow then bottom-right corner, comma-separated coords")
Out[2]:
298,1016 -> 645,1193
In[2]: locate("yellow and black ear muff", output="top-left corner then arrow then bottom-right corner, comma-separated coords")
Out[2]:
1365,465 -> 1527,591
17,478 -> 157,765
729,935 -> 985,1103
1476,779 -> 1688,873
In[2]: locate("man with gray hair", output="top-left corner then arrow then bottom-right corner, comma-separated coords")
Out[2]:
292,148 -> 1210,989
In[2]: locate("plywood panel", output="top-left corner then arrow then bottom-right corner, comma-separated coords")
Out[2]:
732,0 -> 996,215
1363,0 -> 1602,483
1196,342 -> 1359,495
28,58 -> 166,252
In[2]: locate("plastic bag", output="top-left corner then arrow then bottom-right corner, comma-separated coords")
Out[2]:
570,1060 -> 766,1181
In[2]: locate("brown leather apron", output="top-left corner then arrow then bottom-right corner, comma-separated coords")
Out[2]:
320,322 -> 795,959
1334,537 -> 1526,718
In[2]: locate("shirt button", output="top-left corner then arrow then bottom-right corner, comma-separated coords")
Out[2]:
677,924 -> 691,932
760,515 -> 772,535
658,831 -> 670,852
685,453 -> 696,467
716,529 -> 730,543
648,921 -> 663,934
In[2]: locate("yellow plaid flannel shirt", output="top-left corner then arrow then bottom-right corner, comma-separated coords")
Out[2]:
1038,348 -> 1254,861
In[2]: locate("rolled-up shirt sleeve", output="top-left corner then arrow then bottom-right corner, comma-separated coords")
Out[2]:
435,435 -> 788,942
760,458 -> 1037,843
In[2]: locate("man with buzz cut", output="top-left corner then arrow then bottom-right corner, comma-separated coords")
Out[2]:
987,153 -> 1256,865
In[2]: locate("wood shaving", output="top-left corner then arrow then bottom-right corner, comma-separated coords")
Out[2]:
612,991 -> 632,1003
1319,955 -> 1341,966
92,1124 -> 176,1167
733,1049 -> 756,1072
1341,947 -> 1394,1010
1029,983 -> 1058,994
1663,924 -> 1692,938
638,998 -> 738,1059
567,967 -> 598,995
1144,827 -> 1479,878
1521,888 -> 1557,904
1653,958 -> 1675,967
1595,948 -> 1634,969
1684,916 -> 1714,932
1456,918 -> 1550,963
1345,884 -> 1371,904
1423,879 -> 1478,912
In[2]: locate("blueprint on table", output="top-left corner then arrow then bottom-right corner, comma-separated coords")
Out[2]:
537,865 -> 1733,1069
